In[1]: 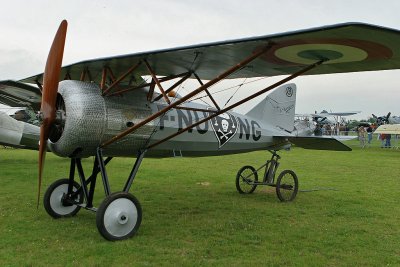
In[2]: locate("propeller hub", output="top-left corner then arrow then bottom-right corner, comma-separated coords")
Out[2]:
55,109 -> 66,125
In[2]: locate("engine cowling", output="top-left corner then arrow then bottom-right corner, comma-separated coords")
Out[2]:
49,80 -> 155,157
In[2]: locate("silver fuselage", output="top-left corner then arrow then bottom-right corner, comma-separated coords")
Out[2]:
47,81 -> 291,158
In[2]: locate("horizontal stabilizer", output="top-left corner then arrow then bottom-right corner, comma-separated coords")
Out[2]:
287,136 -> 352,151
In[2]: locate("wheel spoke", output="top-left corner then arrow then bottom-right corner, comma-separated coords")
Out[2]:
236,166 -> 258,194
276,170 -> 298,202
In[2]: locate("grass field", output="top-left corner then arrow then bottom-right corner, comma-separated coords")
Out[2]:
1,137 -> 400,266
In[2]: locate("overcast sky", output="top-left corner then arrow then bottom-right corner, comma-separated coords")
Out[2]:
1,0 -> 399,120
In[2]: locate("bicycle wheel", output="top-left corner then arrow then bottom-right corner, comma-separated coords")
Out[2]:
276,170 -> 298,202
236,165 -> 258,194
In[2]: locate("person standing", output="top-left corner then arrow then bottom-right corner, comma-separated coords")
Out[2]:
380,133 -> 386,148
367,126 -> 373,145
314,124 -> 322,136
358,126 -> 367,148
385,134 -> 392,148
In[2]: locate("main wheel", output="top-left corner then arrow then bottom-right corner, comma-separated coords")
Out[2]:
43,178 -> 83,218
96,192 -> 142,241
276,170 -> 298,202
236,165 -> 258,194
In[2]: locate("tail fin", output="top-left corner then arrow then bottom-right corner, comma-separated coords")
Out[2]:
246,83 -> 296,132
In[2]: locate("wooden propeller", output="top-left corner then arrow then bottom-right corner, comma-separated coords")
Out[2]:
38,20 -> 68,206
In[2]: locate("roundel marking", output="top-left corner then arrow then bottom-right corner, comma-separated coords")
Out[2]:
274,44 -> 368,65
260,38 -> 393,66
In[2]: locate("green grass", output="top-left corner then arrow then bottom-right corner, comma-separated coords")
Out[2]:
1,138 -> 400,266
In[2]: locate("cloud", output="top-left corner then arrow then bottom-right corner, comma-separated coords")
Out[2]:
0,49 -> 43,80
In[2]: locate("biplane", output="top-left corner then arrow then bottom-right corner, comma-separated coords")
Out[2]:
294,111 -> 360,137
372,112 -> 400,125
313,110 -> 360,125
1,20 -> 400,241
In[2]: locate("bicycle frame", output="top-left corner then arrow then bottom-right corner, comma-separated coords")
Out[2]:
244,150 -> 281,186
235,150 -> 298,202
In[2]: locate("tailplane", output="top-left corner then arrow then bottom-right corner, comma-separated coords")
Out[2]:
246,83 -> 296,132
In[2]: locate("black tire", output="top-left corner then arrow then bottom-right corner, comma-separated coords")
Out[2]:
276,170 -> 298,202
236,165 -> 258,194
43,178 -> 83,218
96,192 -> 142,241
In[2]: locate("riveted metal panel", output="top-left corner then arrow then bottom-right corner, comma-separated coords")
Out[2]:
50,80 -> 155,157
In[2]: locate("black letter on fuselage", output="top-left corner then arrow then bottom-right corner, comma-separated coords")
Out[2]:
193,111 -> 208,134
157,105 -> 168,130
251,120 -> 261,141
176,109 -> 193,133
237,118 -> 250,140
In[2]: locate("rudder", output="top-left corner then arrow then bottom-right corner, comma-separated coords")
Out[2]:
246,83 -> 296,132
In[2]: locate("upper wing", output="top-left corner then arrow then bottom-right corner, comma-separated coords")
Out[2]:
19,22 -> 400,85
313,111 -> 361,117
0,80 -> 41,111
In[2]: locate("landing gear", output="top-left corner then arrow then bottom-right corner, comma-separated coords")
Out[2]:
276,170 -> 298,202
43,149 -> 146,241
43,178 -> 83,218
235,151 -> 299,202
96,192 -> 142,241
235,166 -> 258,194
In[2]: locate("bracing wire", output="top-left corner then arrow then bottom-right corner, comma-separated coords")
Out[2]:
223,77 -> 247,108
141,52 -> 270,146
146,52 -> 203,143
188,76 -> 268,103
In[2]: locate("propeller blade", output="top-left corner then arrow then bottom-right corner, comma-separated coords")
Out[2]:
38,20 -> 68,207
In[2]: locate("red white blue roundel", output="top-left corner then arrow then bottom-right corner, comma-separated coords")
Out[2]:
210,112 -> 238,148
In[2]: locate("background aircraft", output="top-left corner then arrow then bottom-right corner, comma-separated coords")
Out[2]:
372,112 -> 400,125
0,111 -> 39,149
313,110 -> 360,125
294,111 -> 360,137
2,21 -> 400,240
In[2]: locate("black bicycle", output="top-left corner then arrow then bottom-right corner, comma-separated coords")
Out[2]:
235,151 -> 298,201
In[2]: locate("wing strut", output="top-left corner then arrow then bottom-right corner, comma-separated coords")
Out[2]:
100,43 -> 273,148
193,72 -> 221,111
146,60 -> 324,149
152,72 -> 192,101
102,62 -> 142,95
143,60 -> 171,104
106,71 -> 190,97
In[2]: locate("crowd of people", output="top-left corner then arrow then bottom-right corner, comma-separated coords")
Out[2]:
313,122 -> 395,149
313,124 -> 350,136
357,124 -> 393,149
